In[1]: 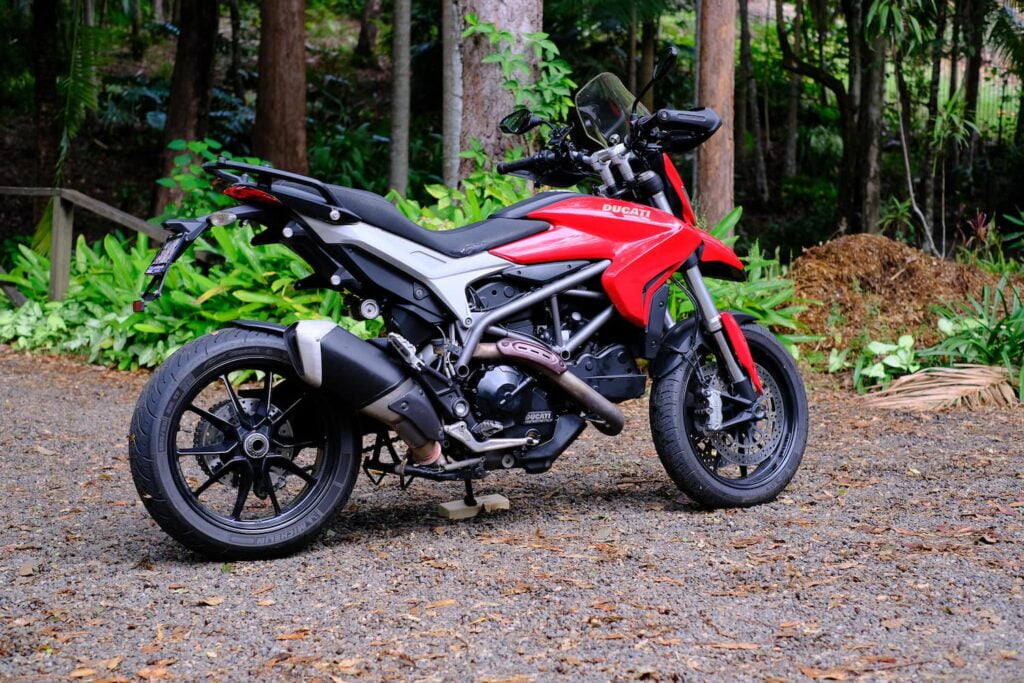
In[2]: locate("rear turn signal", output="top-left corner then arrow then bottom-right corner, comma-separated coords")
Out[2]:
223,184 -> 282,206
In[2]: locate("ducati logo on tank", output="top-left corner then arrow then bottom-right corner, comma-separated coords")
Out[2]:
602,203 -> 652,219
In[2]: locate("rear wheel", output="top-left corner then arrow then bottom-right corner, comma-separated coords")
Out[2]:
650,323 -> 808,507
128,328 -> 359,559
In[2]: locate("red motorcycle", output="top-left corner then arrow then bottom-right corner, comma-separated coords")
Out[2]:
129,48 -> 807,558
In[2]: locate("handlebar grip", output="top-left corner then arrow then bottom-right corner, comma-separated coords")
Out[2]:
497,156 -> 540,174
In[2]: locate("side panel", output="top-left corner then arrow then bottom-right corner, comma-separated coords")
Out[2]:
306,219 -> 515,325
699,232 -> 745,280
490,196 -> 703,327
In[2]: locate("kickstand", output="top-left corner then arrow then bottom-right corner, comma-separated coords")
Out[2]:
463,477 -> 478,507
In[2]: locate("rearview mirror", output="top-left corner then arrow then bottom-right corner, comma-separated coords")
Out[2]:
499,109 -> 544,135
653,46 -> 678,82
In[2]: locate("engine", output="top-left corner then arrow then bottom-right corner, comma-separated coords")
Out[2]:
469,364 -> 559,443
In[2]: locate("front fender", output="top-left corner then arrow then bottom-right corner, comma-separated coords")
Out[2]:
650,312 -> 756,379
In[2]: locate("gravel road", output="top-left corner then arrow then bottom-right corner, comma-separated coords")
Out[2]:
1,345 -> 1022,681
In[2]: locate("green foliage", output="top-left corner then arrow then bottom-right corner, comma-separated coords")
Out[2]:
154,139 -> 263,222
852,334 -> 922,392
462,15 -> 576,123
957,210 -> 1024,277
878,196 -> 914,241
666,207 -> 817,354
925,278 -> 1024,398
390,141 -> 532,229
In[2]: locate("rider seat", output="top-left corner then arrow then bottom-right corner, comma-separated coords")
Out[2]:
276,181 -> 551,259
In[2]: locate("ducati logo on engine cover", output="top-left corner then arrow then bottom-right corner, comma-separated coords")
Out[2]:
602,203 -> 651,219
524,411 -> 554,424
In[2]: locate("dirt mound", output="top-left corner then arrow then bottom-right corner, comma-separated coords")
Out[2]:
789,234 -> 1003,346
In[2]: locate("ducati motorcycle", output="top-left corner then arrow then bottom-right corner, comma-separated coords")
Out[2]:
129,49 -> 808,558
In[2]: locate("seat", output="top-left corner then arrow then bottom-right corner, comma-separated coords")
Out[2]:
275,181 -> 550,258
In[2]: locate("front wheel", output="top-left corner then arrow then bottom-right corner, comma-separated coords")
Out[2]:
128,328 -> 360,559
650,323 -> 808,507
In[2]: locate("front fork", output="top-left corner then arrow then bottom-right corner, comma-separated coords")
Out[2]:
677,260 -> 761,402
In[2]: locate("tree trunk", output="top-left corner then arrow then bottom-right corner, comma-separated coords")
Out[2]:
895,51 -> 938,255
441,0 -> 463,187
31,0 -> 59,216
130,0 -> 143,59
152,0 -> 164,23
696,0 -> 736,229
855,32 -> 885,234
228,0 -> 242,95
458,0 -> 543,178
627,5 -> 638,95
254,0 -> 308,174
782,1 -> 802,178
1016,89 -> 1024,148
640,19 -> 657,111
739,0 -> 768,203
389,0 -> 410,194
921,0 -> 946,237
356,0 -> 382,66
962,0 -> 986,179
154,0 -> 219,214
84,0 -> 95,25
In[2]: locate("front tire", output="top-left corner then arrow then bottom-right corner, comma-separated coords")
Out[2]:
128,328 -> 359,559
650,323 -> 808,507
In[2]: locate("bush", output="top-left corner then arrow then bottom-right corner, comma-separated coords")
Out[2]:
924,277 -> 1024,398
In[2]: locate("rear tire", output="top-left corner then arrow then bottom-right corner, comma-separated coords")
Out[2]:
128,328 -> 359,559
650,323 -> 808,507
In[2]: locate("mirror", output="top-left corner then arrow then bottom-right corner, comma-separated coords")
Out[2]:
499,109 -> 544,135
653,46 -> 678,82
630,45 -> 679,117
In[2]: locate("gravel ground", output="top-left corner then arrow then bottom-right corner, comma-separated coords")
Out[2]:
1,345 -> 1023,682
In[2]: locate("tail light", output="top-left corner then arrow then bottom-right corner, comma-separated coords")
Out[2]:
223,184 -> 282,206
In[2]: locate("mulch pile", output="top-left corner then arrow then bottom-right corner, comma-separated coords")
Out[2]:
789,234 -> 1007,346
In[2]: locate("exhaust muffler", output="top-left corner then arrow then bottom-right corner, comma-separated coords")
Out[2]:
284,321 -> 443,464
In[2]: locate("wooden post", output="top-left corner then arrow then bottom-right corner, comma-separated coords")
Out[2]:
49,196 -> 74,301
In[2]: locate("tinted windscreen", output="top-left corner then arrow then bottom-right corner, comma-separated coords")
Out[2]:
574,73 -> 648,148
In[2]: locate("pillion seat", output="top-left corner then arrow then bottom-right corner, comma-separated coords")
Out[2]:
274,181 -> 551,259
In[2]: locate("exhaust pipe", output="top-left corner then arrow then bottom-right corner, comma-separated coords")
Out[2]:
284,321 -> 443,464
474,339 -> 624,436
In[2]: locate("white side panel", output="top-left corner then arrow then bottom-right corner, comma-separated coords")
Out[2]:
306,219 -> 514,326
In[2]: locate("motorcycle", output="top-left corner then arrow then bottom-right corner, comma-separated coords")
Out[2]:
128,48 -> 807,558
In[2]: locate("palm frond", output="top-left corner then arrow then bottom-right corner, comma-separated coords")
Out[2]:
862,364 -> 1018,410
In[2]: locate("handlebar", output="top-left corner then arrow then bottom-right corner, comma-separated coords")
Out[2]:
497,150 -> 556,175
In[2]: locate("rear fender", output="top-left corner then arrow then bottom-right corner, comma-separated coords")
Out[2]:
651,312 -> 756,380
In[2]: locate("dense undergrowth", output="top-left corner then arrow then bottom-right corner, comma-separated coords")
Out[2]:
0,141 -> 810,370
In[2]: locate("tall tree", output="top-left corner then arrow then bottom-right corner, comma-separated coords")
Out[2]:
961,0 -> 989,177
458,0 -> 544,178
739,0 -> 768,203
389,0 -> 411,194
32,0 -> 59,217
441,0 -> 463,187
155,0 -> 219,213
696,0 -> 736,228
254,0 -> 308,174
777,0 -> 887,233
782,1 -> 803,178
356,0 -> 383,66
921,0 -> 947,233
227,0 -> 243,95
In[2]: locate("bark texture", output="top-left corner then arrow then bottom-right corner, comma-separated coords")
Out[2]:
154,0 -> 219,214
254,0 -> 308,174
458,0 -> 543,178
782,1 -> 802,178
389,0 -> 411,194
441,0 -> 464,187
696,0 -> 736,229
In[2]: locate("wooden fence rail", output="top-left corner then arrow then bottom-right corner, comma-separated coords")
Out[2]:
0,187 -> 168,304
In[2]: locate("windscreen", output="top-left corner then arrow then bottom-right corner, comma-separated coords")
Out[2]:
574,73 -> 648,148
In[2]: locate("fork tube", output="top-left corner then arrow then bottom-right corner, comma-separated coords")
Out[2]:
681,264 -> 746,384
